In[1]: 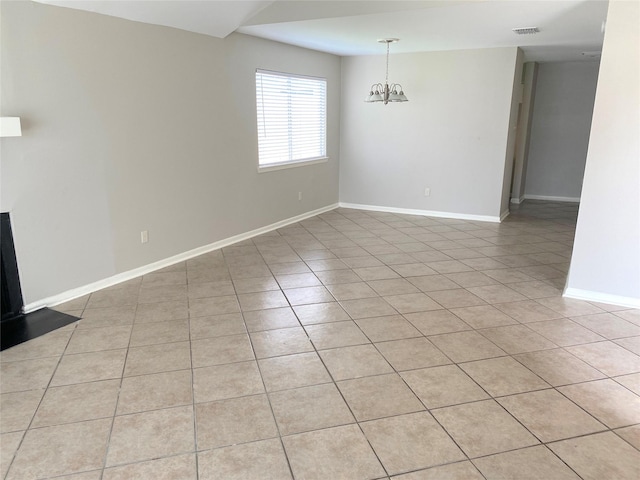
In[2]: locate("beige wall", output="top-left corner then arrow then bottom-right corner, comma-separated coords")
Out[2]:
0,1 -> 341,305
339,47 -> 519,220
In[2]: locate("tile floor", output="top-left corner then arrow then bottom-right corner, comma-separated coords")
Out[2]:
2,201 -> 640,479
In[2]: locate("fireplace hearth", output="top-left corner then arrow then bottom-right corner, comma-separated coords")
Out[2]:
1,212 -> 79,351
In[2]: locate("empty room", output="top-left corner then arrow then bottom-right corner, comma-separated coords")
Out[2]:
1,0 -> 639,479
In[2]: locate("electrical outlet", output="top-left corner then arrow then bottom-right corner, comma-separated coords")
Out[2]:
141,230 -> 149,244
424,187 -> 431,197
298,192 -> 303,201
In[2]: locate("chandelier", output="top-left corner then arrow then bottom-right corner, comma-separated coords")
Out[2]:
365,38 -> 408,105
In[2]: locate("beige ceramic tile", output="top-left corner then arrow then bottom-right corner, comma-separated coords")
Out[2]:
103,453 -> 197,480
33,380 -> 119,427
193,361 -> 264,403
497,389 -> 606,442
78,305 -> 136,329
615,424 -> 640,450
283,286 -> 334,305
571,312 -> 640,339
536,297 -> 604,317
269,383 -> 355,435
107,406 -> 194,466
549,432 -> 640,480
325,282 -> 379,301
558,379 -> 640,428
52,349 -> 127,386
189,313 -> 247,339
467,284 -> 527,304
526,318 -> 605,346
197,439 -> 292,480
615,336 -> 640,355
191,334 -> 254,367
514,349 -> 606,386
367,279 -> 420,296
0,357 -> 59,393
494,300 -> 563,323
138,285 -> 187,305
129,318 -> 189,346
478,324 -> 557,354
424,288 -> 486,309
250,327 -> 314,359
65,325 -> 131,354
190,295 -> 240,316
319,344 -> 393,380
375,337 -> 450,371
339,297 -> 399,319
124,341 -> 191,376
7,419 -> 111,480
383,293 -> 443,314
445,271 -> 500,288
432,399 -> 539,458
473,445 -> 581,480
258,352 -> 331,392
449,305 -> 518,329
614,372 -> 640,395
1,431 -> 24,478
356,315 -> 422,342
1,390 -> 44,433
282,424 -> 385,480
305,321 -> 369,350
292,302 -> 351,325
391,461 -> 483,479
232,276 -> 279,294
353,266 -> 401,281
134,300 -> 188,323
566,341 -> 640,376
195,394 -> 278,450
401,364 -> 488,408
187,280 -> 235,298
428,331 -> 505,363
237,291 -> 288,311
407,275 -> 460,292
404,310 -> 470,336
338,373 -> 424,421
242,307 -> 299,332
117,369 -> 193,414
361,412 -> 465,476
460,356 -> 550,397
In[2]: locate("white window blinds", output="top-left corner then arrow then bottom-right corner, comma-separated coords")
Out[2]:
256,70 -> 327,167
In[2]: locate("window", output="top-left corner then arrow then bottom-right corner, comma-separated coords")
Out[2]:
256,69 -> 327,170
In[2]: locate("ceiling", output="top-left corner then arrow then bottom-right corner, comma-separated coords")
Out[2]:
35,0 -> 609,62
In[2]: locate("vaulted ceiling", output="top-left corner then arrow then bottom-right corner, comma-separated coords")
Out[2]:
35,0 -> 609,62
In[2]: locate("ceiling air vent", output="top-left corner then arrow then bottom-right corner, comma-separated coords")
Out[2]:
512,27 -> 540,35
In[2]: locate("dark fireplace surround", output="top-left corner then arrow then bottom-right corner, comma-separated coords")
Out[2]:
1,212 -> 79,351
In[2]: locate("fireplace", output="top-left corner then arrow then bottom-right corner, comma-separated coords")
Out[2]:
1,212 -> 79,350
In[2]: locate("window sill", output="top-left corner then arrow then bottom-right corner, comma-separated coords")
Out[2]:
258,157 -> 328,173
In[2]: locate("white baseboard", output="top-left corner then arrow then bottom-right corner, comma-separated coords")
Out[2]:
510,196 -> 525,204
25,203 -> 340,313
338,202 -> 502,223
524,194 -> 581,203
563,287 -> 640,309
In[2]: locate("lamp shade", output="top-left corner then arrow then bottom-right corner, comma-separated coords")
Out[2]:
0,117 -> 22,137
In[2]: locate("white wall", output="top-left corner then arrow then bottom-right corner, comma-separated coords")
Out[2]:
565,0 -> 640,307
524,61 -> 600,201
339,47 -> 519,220
0,1 -> 341,306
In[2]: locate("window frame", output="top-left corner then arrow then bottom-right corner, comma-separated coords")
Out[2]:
255,69 -> 328,172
